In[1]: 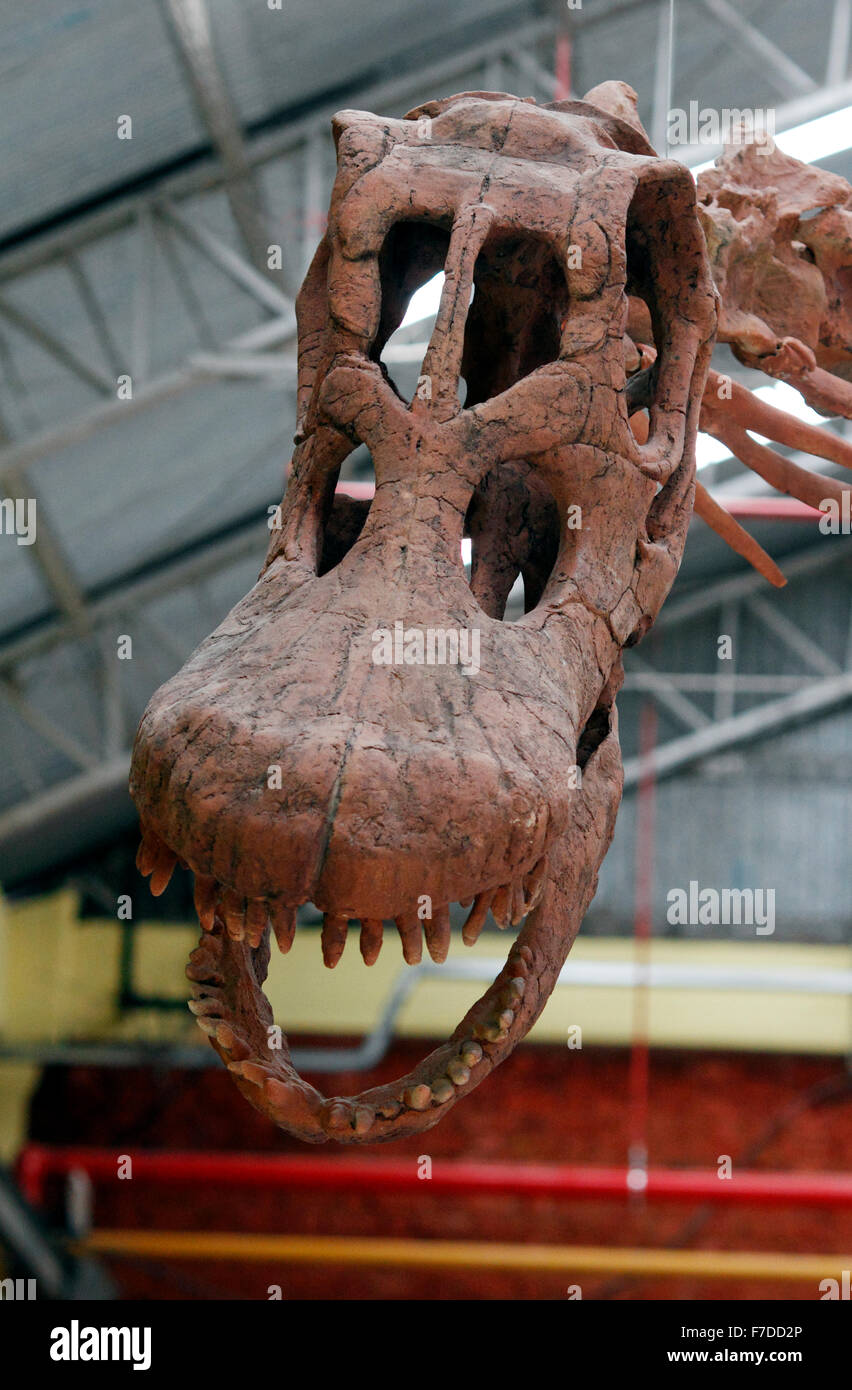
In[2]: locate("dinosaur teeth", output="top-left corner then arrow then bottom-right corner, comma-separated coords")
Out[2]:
353,1104 -> 375,1135
182,872 -> 546,1139
503,975 -> 526,1003
490,883 -> 512,929
423,904 -> 451,963
394,913 -> 422,964
321,913 -> 348,968
510,879 -> 526,926
193,875 -> 218,932
135,829 -> 159,877
245,899 -> 269,947
359,918 -> 383,965
430,1077 -> 454,1104
149,843 -> 177,897
269,899 -> 297,953
324,1100 -> 352,1130
221,888 -> 246,941
523,855 -> 548,912
241,1061 -> 274,1087
462,890 -> 494,945
403,1083 -> 432,1111
446,1057 -> 470,1086
187,997 -> 222,1018
178,859 -> 551,972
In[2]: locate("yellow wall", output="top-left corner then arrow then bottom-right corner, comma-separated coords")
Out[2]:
1,889 -> 850,1054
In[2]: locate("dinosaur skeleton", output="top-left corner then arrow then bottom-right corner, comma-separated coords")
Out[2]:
130,83 -> 852,1144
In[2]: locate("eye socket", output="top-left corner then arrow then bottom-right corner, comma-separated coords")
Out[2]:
460,230 -> 568,407
371,219 -> 569,408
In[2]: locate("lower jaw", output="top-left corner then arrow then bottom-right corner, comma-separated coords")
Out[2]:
186,901 -> 556,1144
136,820 -> 563,1141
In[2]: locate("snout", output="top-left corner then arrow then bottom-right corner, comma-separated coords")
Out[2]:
130,562 -> 579,917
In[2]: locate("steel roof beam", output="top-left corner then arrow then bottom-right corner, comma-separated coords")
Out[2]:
158,0 -> 281,287
623,669 -> 852,788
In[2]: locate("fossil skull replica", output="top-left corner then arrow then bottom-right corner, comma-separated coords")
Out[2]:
133,80 -> 780,1145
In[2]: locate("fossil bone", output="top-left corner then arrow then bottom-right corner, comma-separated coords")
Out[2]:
130,83 -> 849,1143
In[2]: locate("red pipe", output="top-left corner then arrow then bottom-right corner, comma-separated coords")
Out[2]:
17,1145 -> 852,1210
554,34 -> 572,102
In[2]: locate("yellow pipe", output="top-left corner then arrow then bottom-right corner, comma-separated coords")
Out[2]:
79,1231 -> 850,1281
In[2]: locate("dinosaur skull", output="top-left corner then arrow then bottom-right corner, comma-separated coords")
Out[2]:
130,86 -> 715,1143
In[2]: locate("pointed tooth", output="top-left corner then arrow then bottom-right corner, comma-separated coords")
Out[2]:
459,897 -> 474,909
195,1017 -> 218,1036
462,890 -> 494,945
193,875 -> 218,931
505,975 -> 526,1002
497,1008 -> 515,1032
491,884 -> 512,929
136,830 -> 158,877
394,913 -> 422,964
510,879 -> 526,926
359,918 -> 384,966
423,904 -> 450,963
222,889 -> 246,940
245,899 -> 269,947
321,913 -> 348,968
269,900 -> 297,954
149,846 -> 177,897
524,855 -> 548,912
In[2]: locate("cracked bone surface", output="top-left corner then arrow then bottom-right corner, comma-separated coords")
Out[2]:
697,140 -> 852,418
130,84 -> 716,1143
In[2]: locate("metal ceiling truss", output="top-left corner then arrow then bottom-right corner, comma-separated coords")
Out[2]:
622,539 -> 852,787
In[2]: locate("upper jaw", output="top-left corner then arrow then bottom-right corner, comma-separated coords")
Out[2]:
136,814 -> 551,967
